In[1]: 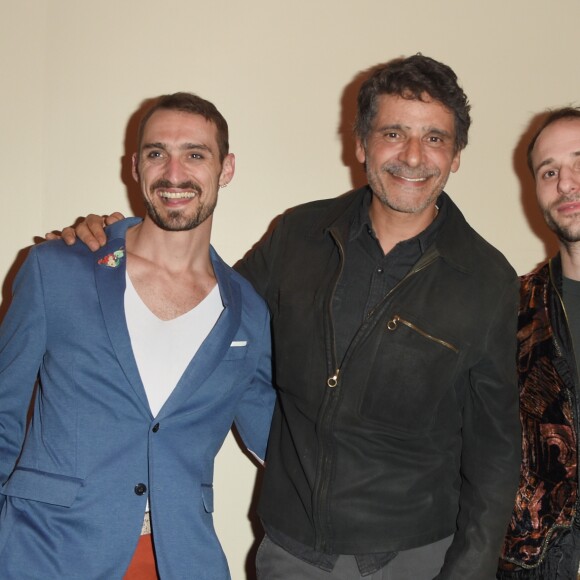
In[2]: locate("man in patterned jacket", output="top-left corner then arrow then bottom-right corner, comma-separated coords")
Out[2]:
498,107 -> 580,579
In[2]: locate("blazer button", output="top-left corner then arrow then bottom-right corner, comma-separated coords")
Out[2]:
134,483 -> 147,496
152,423 -> 160,433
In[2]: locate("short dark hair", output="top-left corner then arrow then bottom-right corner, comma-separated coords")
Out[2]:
137,92 -> 229,162
527,106 -> 580,176
355,54 -> 471,153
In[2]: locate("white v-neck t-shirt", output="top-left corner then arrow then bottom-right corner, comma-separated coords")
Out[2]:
124,273 -> 223,417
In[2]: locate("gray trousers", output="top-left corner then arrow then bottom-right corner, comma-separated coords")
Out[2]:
256,533 -> 454,580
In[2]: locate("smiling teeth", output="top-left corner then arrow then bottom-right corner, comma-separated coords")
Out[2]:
400,176 -> 427,182
159,191 -> 196,199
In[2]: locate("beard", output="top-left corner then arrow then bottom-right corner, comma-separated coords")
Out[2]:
144,179 -> 217,232
543,209 -> 580,244
367,162 -> 446,214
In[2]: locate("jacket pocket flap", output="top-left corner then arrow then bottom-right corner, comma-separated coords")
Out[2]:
1,468 -> 84,507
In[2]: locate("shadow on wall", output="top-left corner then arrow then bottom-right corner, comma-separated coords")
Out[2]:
513,111 -> 560,269
0,97 -> 155,328
120,98 -> 152,218
337,63 -> 391,191
239,62 -> 380,264
338,67 -> 368,190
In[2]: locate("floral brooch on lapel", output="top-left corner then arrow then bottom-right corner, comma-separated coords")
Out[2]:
98,247 -> 125,268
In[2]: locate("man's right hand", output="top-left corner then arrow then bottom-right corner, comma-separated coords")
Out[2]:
45,212 -> 125,251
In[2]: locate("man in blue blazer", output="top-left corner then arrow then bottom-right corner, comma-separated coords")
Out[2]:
0,93 -> 275,579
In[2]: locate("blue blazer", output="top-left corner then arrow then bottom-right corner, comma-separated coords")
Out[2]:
0,219 -> 275,579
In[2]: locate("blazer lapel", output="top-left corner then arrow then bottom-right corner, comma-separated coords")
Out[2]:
94,236 -> 152,418
157,248 -> 242,419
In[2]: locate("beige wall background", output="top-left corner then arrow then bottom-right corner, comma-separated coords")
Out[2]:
2,1 -> 579,578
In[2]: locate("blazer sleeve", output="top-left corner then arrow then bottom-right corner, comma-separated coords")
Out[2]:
0,248 -> 47,510
232,305 -> 275,463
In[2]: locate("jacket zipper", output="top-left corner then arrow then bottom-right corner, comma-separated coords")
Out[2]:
386,315 -> 459,353
312,231 -> 345,551
312,236 -> 441,551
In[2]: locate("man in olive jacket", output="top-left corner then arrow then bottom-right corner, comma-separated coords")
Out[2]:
60,55 -> 521,579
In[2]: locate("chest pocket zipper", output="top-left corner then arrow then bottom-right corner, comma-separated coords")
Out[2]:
387,315 -> 459,354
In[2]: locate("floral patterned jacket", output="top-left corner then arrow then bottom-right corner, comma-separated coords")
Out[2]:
498,257 -> 578,576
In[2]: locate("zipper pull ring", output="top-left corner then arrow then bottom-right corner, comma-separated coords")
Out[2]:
387,315 -> 399,331
327,369 -> 340,388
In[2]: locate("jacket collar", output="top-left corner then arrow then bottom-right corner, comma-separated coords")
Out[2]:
549,253 -> 563,294
93,218 -> 242,420
318,186 -> 479,275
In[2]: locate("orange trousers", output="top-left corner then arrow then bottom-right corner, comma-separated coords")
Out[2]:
124,533 -> 159,580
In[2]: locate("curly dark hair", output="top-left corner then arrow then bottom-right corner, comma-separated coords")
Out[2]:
137,92 -> 229,162
355,54 -> 471,153
527,106 -> 580,176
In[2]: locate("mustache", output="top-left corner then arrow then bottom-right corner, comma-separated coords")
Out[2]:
547,195 -> 580,213
552,195 -> 580,205
382,163 -> 439,179
151,179 -> 202,194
